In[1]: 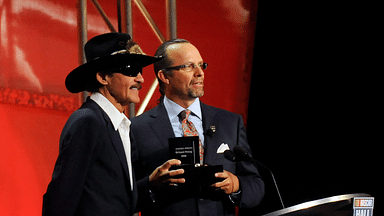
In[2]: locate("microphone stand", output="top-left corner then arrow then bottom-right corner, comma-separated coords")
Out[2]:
246,157 -> 285,209
225,149 -> 285,209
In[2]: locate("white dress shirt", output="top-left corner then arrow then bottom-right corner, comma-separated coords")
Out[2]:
90,93 -> 134,191
163,96 -> 204,146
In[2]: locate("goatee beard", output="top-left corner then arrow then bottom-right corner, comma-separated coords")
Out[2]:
188,88 -> 204,98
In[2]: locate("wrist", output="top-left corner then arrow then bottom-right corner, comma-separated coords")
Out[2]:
231,173 -> 240,193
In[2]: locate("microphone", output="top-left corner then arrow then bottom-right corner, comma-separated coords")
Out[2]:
224,146 -> 285,209
223,149 -> 236,162
233,145 -> 252,160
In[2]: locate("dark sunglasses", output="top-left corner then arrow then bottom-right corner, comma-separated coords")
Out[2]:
110,64 -> 143,77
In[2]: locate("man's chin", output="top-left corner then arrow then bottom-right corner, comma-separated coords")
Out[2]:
121,97 -> 140,106
189,90 -> 204,98
129,97 -> 140,104
127,90 -> 141,104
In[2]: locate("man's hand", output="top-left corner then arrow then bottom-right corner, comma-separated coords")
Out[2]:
149,159 -> 185,191
211,170 -> 240,194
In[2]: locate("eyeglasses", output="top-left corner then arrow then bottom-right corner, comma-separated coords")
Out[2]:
110,64 -> 143,77
163,62 -> 208,72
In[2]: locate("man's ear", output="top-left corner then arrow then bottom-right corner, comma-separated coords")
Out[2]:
96,72 -> 108,86
158,70 -> 170,84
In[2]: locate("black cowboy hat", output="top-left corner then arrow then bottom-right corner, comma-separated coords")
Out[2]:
65,32 -> 161,93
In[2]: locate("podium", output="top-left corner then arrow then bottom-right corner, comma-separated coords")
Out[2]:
262,193 -> 371,216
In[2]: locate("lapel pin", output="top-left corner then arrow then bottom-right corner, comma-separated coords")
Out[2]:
206,125 -> 216,136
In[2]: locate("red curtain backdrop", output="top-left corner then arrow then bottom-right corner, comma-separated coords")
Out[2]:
0,0 -> 258,215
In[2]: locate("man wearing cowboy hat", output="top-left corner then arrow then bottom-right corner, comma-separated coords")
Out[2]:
43,33 -> 161,216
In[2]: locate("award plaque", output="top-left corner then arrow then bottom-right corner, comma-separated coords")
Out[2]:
169,136 -> 224,189
169,136 -> 200,165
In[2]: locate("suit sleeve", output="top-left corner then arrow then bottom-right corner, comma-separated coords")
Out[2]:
235,115 -> 265,209
43,113 -> 102,216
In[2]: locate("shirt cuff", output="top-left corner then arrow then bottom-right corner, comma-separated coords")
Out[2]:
228,190 -> 242,205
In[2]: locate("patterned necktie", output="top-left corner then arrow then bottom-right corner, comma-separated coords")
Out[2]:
180,109 -> 204,165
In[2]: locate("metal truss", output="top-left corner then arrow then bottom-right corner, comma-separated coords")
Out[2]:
77,0 -> 177,117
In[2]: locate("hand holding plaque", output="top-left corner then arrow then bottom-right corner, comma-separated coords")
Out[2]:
169,137 -> 223,187
148,159 -> 185,192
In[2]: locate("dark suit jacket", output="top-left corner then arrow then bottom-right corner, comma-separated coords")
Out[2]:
43,98 -> 137,216
131,101 -> 264,216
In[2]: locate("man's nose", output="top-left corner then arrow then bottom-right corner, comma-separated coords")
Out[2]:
194,66 -> 204,77
135,72 -> 144,83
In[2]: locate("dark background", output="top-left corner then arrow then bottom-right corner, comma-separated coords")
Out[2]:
247,1 -> 380,215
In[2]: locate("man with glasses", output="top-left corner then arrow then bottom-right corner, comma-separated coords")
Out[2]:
132,39 -> 264,216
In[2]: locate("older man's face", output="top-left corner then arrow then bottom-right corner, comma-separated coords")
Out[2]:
105,72 -> 144,106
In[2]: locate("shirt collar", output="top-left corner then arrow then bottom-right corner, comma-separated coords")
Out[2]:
90,92 -> 130,131
163,96 -> 202,120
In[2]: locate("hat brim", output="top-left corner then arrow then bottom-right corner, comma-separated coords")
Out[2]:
65,54 -> 161,93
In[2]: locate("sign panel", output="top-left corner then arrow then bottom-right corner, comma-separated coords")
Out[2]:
354,197 -> 374,216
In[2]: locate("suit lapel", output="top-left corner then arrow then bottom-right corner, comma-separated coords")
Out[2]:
201,103 -> 220,165
85,98 -> 131,188
149,103 -> 175,149
81,98 -> 137,214
106,119 -> 131,180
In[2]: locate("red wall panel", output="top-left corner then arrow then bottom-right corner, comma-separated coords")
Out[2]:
0,104 -> 69,215
0,0 -> 257,215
